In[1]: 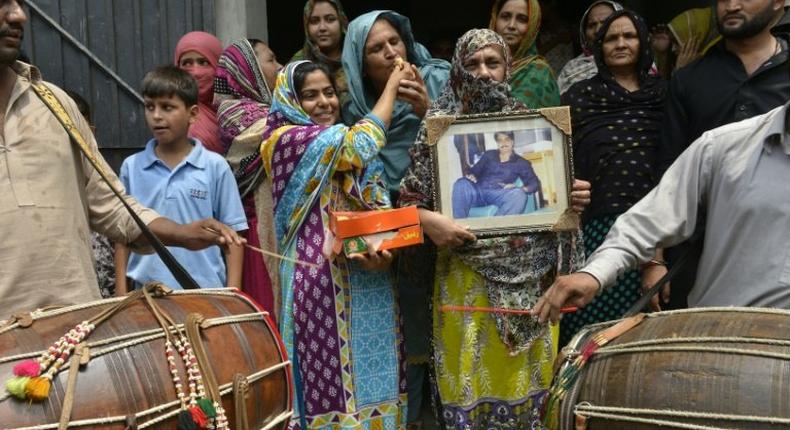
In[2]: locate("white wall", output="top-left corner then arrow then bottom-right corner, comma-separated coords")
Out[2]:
215,0 -> 268,46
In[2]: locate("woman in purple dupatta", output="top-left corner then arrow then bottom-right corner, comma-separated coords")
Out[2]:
260,60 -> 411,429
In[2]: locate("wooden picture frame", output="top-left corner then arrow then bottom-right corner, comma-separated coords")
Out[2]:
426,107 -> 577,237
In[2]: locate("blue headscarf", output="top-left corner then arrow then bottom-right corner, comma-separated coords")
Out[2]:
342,10 -> 450,194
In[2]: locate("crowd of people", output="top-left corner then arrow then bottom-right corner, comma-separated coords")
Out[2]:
2,0 -> 790,429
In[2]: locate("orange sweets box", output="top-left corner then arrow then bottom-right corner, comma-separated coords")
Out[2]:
329,206 -> 423,256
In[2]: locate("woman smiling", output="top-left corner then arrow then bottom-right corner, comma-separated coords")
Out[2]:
260,59 -> 412,429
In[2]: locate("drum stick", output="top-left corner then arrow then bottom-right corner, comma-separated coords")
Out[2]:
440,305 -> 578,315
203,227 -> 320,269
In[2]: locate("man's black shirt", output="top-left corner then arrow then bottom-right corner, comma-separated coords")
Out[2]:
657,34 -> 790,174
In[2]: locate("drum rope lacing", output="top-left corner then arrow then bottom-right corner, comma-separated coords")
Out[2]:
0,289 -> 245,336
5,363 -> 292,430
1,287 -> 291,430
0,313 -> 267,369
553,307 -> 790,429
573,403 -> 790,429
579,306 -> 790,334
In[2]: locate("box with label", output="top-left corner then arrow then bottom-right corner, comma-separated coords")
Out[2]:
330,206 -> 423,256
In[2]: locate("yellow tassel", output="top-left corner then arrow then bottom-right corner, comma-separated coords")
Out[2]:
25,376 -> 51,402
5,376 -> 30,399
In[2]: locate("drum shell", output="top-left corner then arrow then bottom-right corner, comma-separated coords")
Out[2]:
0,290 -> 292,429
558,308 -> 790,430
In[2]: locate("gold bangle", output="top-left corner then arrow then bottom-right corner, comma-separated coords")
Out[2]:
644,259 -> 667,267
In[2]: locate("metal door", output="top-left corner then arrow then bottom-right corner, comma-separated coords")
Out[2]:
22,0 -> 215,171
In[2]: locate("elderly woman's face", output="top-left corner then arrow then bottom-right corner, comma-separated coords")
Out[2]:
602,16 -> 640,71
495,0 -> 530,54
253,42 -> 283,92
584,4 -> 615,47
363,19 -> 407,90
462,45 -> 506,82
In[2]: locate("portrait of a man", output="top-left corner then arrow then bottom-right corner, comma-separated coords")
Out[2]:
451,131 -> 542,219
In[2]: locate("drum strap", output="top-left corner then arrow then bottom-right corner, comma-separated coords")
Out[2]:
58,343 -> 88,430
232,374 -> 250,430
30,83 -> 201,291
545,314 -> 646,428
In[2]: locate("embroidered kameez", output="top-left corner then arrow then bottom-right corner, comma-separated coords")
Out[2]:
261,61 -> 405,430
399,30 -> 583,430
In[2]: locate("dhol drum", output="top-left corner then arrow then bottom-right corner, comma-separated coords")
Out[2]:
0,286 -> 292,429
548,308 -> 790,430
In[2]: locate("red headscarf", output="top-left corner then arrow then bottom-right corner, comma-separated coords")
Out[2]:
174,31 -> 224,154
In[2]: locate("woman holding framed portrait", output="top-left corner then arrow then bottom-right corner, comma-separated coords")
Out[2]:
399,29 -> 590,429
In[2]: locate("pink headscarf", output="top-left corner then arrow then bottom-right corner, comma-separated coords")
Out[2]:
174,31 -> 224,154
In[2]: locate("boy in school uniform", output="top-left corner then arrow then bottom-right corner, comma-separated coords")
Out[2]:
115,66 -> 247,293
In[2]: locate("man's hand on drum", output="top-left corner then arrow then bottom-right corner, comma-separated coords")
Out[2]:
641,264 -> 670,312
533,272 -> 600,324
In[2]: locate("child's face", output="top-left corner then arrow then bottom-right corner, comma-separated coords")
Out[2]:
143,94 -> 197,146
299,70 -> 340,126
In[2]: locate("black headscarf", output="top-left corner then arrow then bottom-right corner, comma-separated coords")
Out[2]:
562,9 -> 667,220
592,9 -> 656,86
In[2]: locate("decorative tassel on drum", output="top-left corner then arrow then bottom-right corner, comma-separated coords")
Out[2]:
4,287 -> 154,402
4,375 -> 30,399
5,321 -> 94,401
177,409 -> 199,430
197,397 -> 216,418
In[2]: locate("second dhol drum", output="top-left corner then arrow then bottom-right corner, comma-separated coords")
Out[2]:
548,308 -> 790,430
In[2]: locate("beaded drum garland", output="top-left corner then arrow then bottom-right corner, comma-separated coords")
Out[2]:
4,289 -> 150,403
6,321 -> 94,401
0,288 -> 292,430
2,285 -> 231,430
163,325 -> 227,429
140,284 -> 230,430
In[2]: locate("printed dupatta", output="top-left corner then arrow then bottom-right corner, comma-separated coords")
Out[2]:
399,29 -> 582,354
215,39 -> 273,197
259,61 -> 395,428
261,62 -> 390,252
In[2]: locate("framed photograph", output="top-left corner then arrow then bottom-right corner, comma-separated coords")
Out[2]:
428,108 -> 575,236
